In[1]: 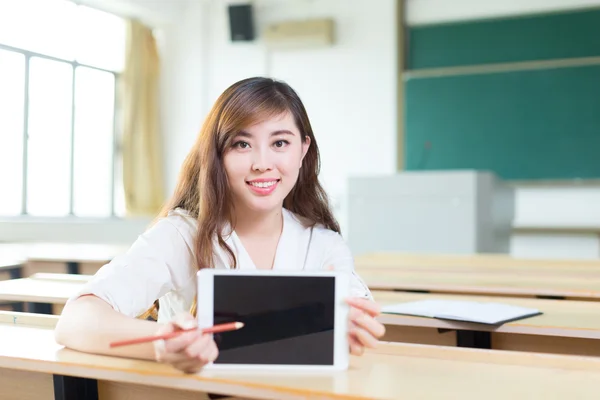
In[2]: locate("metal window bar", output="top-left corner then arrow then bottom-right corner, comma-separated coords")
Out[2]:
68,65 -> 77,215
20,54 -> 30,215
0,42 -> 119,217
111,76 -> 119,217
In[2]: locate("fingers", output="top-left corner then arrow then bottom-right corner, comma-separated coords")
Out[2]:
349,305 -> 363,321
354,313 -> 386,339
173,360 -> 206,374
346,297 -> 381,317
199,339 -> 219,364
164,330 -> 202,353
154,313 -> 218,374
348,332 -> 364,356
156,333 -> 219,372
171,338 -> 219,374
184,334 -> 217,362
172,313 -> 197,330
351,324 -> 379,349
347,300 -> 386,357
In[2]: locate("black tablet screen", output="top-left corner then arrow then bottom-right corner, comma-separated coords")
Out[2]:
212,275 -> 335,365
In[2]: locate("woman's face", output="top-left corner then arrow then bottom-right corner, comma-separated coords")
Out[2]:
223,111 -> 310,214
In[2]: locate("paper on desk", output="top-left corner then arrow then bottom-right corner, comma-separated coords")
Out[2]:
381,299 -> 542,325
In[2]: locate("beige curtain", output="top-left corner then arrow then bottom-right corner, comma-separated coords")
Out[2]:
121,19 -> 164,216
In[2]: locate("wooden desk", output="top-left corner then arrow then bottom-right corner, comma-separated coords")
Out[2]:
0,242 -> 128,275
2,313 -> 600,399
0,259 -> 26,312
359,268 -> 600,300
356,251 -> 600,273
30,273 -> 92,283
0,276 -> 85,314
0,259 -> 25,280
374,291 -> 600,357
356,259 -> 600,281
2,275 -> 599,357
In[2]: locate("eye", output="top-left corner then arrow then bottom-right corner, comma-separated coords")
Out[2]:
233,141 -> 250,149
274,140 -> 290,148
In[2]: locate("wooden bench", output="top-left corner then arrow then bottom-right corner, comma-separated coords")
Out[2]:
2,312 -> 600,399
374,290 -> 600,357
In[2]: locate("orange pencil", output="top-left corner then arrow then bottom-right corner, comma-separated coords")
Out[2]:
109,322 -> 244,348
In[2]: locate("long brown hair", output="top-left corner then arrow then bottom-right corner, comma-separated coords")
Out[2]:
141,77 -> 339,319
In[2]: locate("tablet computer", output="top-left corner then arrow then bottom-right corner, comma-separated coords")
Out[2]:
196,269 -> 350,370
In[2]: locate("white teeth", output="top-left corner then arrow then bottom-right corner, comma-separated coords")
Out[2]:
249,181 -> 277,188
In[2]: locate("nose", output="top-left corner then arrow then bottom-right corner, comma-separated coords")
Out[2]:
251,147 -> 273,172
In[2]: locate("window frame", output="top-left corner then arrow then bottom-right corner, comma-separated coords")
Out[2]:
0,41 -> 121,218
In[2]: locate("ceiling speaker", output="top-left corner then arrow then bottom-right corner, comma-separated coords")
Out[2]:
228,4 -> 255,42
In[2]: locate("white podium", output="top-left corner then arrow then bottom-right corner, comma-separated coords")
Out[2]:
347,170 -> 514,255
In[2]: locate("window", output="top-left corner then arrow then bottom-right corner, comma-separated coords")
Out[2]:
0,0 -> 126,217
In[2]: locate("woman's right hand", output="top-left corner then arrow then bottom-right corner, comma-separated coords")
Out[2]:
153,313 -> 219,374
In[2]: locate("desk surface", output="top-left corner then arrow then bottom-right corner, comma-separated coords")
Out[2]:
0,242 -> 129,263
0,277 -> 84,303
1,275 -> 599,341
359,268 -> 600,300
374,291 -> 600,339
357,251 -> 600,267
0,259 -> 24,270
2,316 -> 600,399
356,252 -> 600,276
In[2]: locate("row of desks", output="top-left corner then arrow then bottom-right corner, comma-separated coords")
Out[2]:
355,251 -> 600,271
355,252 -> 600,300
0,242 -> 127,277
4,244 -> 600,300
2,311 -> 600,399
1,247 -> 600,398
2,274 -> 600,357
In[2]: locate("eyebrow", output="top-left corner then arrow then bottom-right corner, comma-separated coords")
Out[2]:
236,130 -> 295,138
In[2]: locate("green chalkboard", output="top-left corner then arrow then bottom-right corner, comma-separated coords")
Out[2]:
404,65 -> 600,180
409,9 -> 600,69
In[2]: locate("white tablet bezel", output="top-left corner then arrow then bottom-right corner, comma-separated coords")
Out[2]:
196,269 -> 350,371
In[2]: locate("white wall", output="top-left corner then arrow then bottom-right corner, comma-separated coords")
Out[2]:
406,0 -> 600,25
160,0 -> 398,234
0,217 -> 150,244
157,1 -> 210,196
510,185 -> 600,259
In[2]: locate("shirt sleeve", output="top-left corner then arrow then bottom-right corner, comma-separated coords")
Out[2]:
321,232 -> 373,300
69,217 -> 196,318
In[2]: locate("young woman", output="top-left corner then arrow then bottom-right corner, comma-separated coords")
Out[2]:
55,77 -> 385,373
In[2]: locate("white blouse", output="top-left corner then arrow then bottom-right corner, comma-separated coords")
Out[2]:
72,208 -> 372,323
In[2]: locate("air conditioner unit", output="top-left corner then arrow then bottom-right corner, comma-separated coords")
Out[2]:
263,18 -> 335,50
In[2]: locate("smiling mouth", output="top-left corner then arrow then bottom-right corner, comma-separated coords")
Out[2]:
246,179 -> 280,188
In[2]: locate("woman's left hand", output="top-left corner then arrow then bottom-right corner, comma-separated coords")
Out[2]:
345,297 -> 386,356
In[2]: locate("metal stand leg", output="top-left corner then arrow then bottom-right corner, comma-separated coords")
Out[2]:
53,375 -> 98,400
456,330 -> 492,349
7,267 -> 24,312
9,267 -> 22,279
66,262 -> 80,275
28,302 -> 53,314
